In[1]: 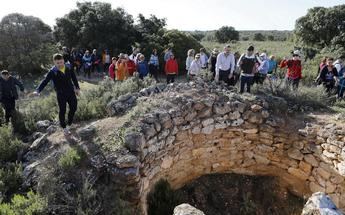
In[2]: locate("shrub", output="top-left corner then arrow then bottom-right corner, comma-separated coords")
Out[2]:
0,126 -> 22,162
58,148 -> 82,169
147,179 -> 181,215
0,163 -> 22,200
0,191 -> 47,215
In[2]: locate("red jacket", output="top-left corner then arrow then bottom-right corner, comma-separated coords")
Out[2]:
165,59 -> 179,75
109,63 -> 116,80
280,59 -> 302,79
127,60 -> 136,76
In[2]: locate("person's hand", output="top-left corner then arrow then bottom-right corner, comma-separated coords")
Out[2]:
75,89 -> 80,96
228,73 -> 233,79
215,74 -> 219,82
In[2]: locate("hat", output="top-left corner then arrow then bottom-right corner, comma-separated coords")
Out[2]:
212,48 -> 219,54
118,53 -> 125,59
293,50 -> 301,56
195,53 -> 201,58
260,53 -> 267,58
1,70 -> 9,75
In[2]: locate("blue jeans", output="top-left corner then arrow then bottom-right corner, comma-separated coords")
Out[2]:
240,76 -> 254,93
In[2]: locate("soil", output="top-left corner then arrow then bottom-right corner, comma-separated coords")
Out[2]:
174,173 -> 305,215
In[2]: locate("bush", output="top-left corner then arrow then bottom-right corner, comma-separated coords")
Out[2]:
0,126 -> 22,162
147,179 -> 181,215
215,26 -> 239,43
0,191 -> 47,215
58,148 -> 82,169
253,33 -> 266,41
0,163 -> 22,200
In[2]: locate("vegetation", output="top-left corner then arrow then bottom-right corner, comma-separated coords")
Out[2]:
58,148 -> 82,169
215,26 -> 239,43
0,13 -> 56,75
295,4 -> 345,54
0,126 -> 22,162
147,179 -> 181,215
0,191 -> 47,215
0,163 -> 23,201
253,33 -> 266,41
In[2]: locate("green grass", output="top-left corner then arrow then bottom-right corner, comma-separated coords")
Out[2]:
202,40 -> 294,59
58,148 -> 82,169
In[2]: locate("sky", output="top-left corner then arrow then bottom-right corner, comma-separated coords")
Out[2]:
0,0 -> 344,31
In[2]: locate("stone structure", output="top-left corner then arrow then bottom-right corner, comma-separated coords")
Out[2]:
173,204 -> 205,215
24,80 -> 345,214
119,80 -> 345,214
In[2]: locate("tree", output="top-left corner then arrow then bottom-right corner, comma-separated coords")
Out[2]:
54,2 -> 137,54
267,35 -> 275,41
294,5 -> 345,51
253,33 -> 266,41
215,26 -> 239,43
0,13 -> 54,75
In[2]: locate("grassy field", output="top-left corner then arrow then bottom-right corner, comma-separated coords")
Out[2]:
202,40 -> 295,59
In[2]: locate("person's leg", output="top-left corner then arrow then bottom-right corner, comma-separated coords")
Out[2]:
240,76 -> 246,93
247,77 -> 253,93
67,94 -> 78,126
57,95 -> 67,128
171,74 -> 175,83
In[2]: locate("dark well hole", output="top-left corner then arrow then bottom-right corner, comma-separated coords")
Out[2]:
147,174 -> 305,215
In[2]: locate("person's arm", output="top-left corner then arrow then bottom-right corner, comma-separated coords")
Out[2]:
36,71 -> 52,93
215,54 -> 222,78
230,54 -> 235,74
176,61 -> 179,75
71,69 -> 80,90
14,78 -> 24,92
237,54 -> 244,68
165,61 -> 168,74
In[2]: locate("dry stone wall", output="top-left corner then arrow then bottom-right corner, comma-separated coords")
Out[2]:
112,80 -> 345,214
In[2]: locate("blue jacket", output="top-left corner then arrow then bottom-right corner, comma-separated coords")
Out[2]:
137,61 -> 149,77
37,64 -> 80,96
338,67 -> 345,87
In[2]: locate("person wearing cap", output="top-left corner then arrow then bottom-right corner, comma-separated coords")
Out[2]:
148,49 -> 160,82
280,50 -> 303,89
188,53 -> 202,79
35,54 -> 80,136
108,57 -> 117,81
0,70 -> 24,124
137,54 -> 150,79
268,55 -> 278,76
208,48 -> 219,79
237,46 -> 262,93
116,53 -> 128,81
254,53 -> 270,84
91,49 -> 101,75
215,45 -> 236,86
186,49 -> 195,73
199,48 -> 209,69
165,53 -> 179,84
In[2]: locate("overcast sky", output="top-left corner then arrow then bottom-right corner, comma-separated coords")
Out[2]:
0,0 -> 344,30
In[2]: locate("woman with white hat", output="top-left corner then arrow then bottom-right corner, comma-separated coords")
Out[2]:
188,53 -> 202,79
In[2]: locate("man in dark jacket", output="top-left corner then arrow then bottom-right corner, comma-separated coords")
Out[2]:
0,70 -> 24,124
35,54 -> 80,135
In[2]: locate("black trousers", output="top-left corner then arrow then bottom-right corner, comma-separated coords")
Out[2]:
57,93 -> 77,128
219,69 -> 236,86
149,64 -> 159,82
167,74 -> 176,84
1,97 -> 15,123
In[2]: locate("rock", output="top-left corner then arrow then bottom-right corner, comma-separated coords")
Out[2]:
213,102 -> 231,115
288,167 -> 309,180
173,204 -> 205,215
78,125 -> 97,140
251,104 -> 263,112
299,161 -> 312,175
337,161 -> 345,176
30,134 -> 48,150
116,154 -> 139,168
47,125 -> 59,134
36,120 -> 52,131
287,148 -> 303,161
124,133 -> 145,152
304,154 -> 319,167
161,156 -> 173,169
302,192 -> 342,215
309,182 -> 325,193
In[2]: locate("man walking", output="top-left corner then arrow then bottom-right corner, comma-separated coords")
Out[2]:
35,54 -> 80,135
215,45 -> 236,86
0,70 -> 24,124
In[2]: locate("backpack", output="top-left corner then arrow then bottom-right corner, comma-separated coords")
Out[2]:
241,55 -> 257,74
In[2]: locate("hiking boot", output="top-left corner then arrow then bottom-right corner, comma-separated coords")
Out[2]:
63,128 -> 71,136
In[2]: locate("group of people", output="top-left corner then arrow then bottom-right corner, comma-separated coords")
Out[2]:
1,44 -> 345,137
108,47 -> 179,84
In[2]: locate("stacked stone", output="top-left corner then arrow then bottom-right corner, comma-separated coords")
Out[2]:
119,80 -> 345,214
